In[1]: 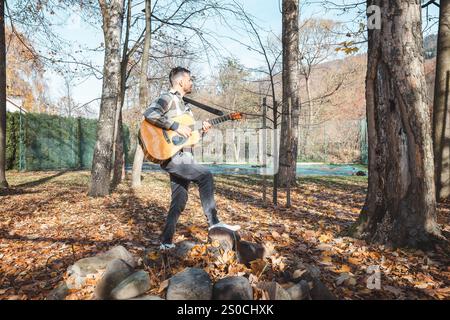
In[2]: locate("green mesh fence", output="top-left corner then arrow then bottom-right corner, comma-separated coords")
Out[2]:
6,112 -> 20,170
122,124 -> 131,168
6,112 -> 130,171
79,117 -> 98,169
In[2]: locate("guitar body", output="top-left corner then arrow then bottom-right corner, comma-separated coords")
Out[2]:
139,113 -> 201,162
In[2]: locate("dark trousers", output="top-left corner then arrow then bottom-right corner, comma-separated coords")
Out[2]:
160,151 -> 220,244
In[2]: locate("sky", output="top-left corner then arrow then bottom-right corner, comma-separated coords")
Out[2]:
44,0 -> 364,113
9,0 -> 440,116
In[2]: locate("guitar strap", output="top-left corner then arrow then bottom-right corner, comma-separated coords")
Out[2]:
182,96 -> 224,116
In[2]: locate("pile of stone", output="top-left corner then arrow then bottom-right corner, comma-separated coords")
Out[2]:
159,227 -> 336,300
162,265 -> 335,300
46,245 -> 161,300
47,229 -> 337,300
207,226 -> 273,266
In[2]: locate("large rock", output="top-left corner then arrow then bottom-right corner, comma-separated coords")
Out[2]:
236,241 -> 269,266
103,246 -> 137,268
286,280 -> 311,300
166,268 -> 213,300
291,265 -> 336,300
67,246 -> 136,288
213,277 -> 253,300
94,259 -> 135,300
292,264 -> 321,282
208,227 -> 240,252
68,246 -> 136,277
256,282 -> 291,300
310,278 -> 337,300
67,256 -> 112,288
110,270 -> 151,300
46,282 -> 69,300
208,228 -> 274,267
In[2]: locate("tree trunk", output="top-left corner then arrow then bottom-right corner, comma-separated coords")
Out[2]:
88,0 -> 124,197
269,72 -> 279,200
131,0 -> 151,189
111,108 -> 125,190
0,0 -> 8,189
131,138 -> 145,188
111,0 -> 131,191
273,100 -> 279,205
301,75 -> 313,159
433,0 -> 450,201
279,0 -> 300,187
351,0 -> 441,249
305,76 -> 313,129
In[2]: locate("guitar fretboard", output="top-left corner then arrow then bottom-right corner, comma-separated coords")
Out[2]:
209,114 -> 234,126
193,114 -> 236,130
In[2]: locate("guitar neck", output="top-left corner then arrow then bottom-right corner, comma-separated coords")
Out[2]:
193,114 -> 235,130
209,114 -> 235,126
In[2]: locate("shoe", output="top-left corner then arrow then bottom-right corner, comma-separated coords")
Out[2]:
159,243 -> 176,251
209,222 -> 241,232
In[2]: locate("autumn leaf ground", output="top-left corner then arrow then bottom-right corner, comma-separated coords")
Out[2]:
0,170 -> 449,300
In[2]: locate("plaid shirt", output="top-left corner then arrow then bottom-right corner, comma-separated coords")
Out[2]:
143,90 -> 192,131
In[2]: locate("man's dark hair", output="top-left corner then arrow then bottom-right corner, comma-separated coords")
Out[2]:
169,67 -> 190,86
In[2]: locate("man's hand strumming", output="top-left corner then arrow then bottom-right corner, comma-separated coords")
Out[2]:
175,125 -> 192,138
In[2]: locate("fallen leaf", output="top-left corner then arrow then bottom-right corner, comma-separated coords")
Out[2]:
250,259 -> 267,276
336,264 -> 351,273
146,251 -> 158,260
319,234 -> 332,243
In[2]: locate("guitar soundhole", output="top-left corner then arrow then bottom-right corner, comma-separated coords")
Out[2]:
172,135 -> 187,145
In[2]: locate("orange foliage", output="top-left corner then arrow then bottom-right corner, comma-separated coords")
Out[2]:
5,28 -> 46,112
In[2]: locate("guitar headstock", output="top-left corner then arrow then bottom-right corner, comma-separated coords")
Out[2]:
229,112 -> 243,121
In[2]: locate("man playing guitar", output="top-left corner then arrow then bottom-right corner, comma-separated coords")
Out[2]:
143,67 -> 240,251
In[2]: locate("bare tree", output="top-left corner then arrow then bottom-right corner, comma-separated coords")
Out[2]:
131,0 -> 151,189
111,0 -> 133,190
225,2 -> 284,203
56,73 -> 96,118
129,0 -> 253,187
351,0 -> 442,248
298,19 -> 341,141
88,0 -> 125,197
0,0 -> 8,189
279,0 -> 300,187
433,0 -> 450,201
229,3 -> 282,118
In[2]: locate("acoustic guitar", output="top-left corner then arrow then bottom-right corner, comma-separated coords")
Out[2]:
139,112 -> 243,163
